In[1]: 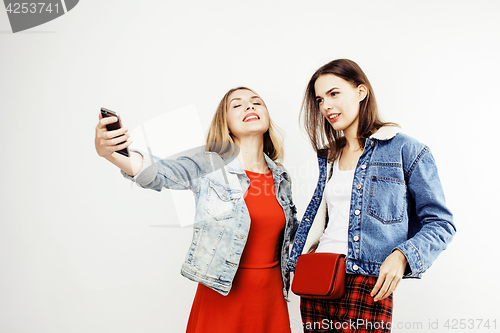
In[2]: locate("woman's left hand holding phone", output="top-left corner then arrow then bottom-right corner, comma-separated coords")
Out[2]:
95,112 -> 143,177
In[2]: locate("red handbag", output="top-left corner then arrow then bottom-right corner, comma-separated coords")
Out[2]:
291,252 -> 346,299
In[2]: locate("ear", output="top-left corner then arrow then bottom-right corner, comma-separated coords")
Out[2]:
357,84 -> 368,102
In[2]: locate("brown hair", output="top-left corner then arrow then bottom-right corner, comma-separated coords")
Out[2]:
205,87 -> 284,162
301,59 -> 397,161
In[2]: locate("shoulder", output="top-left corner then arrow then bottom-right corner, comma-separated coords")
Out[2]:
316,149 -> 330,170
267,157 -> 294,186
382,132 -> 429,158
384,133 -> 434,176
372,125 -> 427,154
174,151 -> 222,171
271,159 -> 289,178
390,133 -> 427,151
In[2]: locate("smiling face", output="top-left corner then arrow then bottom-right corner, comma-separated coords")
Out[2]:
226,89 -> 270,143
314,74 -> 367,135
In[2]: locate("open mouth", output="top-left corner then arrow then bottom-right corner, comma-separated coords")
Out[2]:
243,113 -> 260,122
328,113 -> 340,122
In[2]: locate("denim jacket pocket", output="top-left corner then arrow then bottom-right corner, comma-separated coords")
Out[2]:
205,181 -> 240,221
368,176 -> 406,224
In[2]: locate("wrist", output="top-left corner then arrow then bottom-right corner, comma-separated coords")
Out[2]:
393,249 -> 408,264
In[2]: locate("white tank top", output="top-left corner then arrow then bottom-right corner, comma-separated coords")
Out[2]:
315,159 -> 355,255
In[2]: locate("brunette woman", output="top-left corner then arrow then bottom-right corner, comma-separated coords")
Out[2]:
287,59 -> 455,333
95,87 -> 298,333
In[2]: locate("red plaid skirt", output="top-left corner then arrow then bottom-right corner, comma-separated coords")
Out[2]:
300,274 -> 393,333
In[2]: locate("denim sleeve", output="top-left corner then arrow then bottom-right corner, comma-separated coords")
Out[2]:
121,150 -> 210,192
395,147 -> 456,276
284,168 -> 300,247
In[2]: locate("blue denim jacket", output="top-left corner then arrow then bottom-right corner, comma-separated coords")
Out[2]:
123,151 -> 299,299
287,126 -> 456,278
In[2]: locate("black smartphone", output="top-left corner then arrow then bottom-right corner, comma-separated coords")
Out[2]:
100,107 -> 130,157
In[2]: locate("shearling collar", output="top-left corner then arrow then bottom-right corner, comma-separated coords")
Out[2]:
369,125 -> 401,141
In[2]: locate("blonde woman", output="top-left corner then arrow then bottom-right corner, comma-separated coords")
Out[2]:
95,87 -> 298,333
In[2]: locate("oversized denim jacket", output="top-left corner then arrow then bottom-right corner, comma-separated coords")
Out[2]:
123,150 -> 299,299
287,126 -> 456,278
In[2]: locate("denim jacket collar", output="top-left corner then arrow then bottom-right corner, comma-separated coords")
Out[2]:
223,151 -> 286,178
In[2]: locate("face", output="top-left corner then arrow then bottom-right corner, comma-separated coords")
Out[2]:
314,74 -> 367,134
226,89 -> 270,143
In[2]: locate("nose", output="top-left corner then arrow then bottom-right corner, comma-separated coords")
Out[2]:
245,103 -> 255,111
321,99 -> 333,112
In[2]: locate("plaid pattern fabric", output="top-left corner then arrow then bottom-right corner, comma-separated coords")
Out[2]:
300,274 -> 393,332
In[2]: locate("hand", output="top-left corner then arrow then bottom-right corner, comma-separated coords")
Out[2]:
95,112 -> 132,157
371,249 -> 407,302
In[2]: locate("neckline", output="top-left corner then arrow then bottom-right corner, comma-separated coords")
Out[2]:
245,169 -> 272,176
334,159 -> 356,173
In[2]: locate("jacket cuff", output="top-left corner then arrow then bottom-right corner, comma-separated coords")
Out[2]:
121,150 -> 158,187
394,241 -> 423,277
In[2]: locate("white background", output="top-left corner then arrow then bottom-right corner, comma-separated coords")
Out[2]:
1,1 -> 499,332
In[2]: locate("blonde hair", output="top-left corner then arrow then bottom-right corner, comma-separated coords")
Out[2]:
205,87 -> 284,162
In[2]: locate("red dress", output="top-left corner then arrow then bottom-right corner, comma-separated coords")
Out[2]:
186,170 -> 291,333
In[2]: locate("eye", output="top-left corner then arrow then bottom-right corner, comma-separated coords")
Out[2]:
253,102 -> 261,105
330,92 -> 338,97
233,104 -> 241,108
316,98 -> 324,104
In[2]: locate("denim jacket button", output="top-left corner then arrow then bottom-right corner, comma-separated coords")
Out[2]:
361,164 -> 367,170
355,210 -> 361,216
370,142 -> 374,147
353,236 -> 359,241
356,184 -> 362,190
353,265 -> 359,271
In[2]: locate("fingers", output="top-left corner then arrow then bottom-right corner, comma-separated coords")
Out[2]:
371,251 -> 406,302
96,117 -> 117,132
108,133 -> 131,146
112,138 -> 133,151
99,127 -> 129,140
99,132 -> 131,149
372,274 -> 399,302
95,111 -> 133,157
96,115 -> 122,130
371,275 -> 384,299
100,115 -> 117,125
98,136 -> 133,155
95,115 -> 128,139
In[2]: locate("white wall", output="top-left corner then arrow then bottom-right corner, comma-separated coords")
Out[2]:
1,1 -> 499,332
